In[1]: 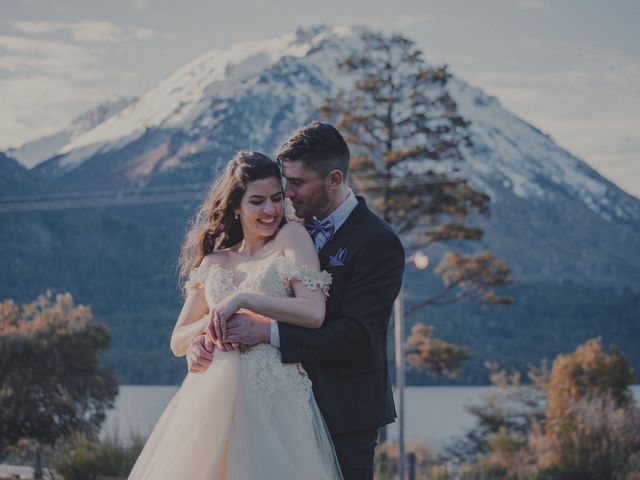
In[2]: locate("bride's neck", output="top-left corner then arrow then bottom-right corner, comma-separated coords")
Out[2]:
238,233 -> 270,257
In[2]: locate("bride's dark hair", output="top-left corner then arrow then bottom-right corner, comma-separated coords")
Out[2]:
178,151 -> 283,292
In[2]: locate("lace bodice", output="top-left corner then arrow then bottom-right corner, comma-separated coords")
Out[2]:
186,255 -> 331,307
184,255 -> 331,420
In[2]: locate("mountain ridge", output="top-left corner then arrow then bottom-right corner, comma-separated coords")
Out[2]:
3,25 -> 639,384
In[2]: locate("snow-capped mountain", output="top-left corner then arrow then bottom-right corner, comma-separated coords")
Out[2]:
8,96 -> 135,169
26,25 -> 640,281
3,26 -> 639,384
447,78 -> 639,223
32,26 -> 638,223
35,26 -> 346,172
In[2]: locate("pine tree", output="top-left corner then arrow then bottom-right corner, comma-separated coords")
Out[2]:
321,31 -> 514,377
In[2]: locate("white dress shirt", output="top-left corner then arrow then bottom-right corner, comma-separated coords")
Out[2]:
270,190 -> 358,347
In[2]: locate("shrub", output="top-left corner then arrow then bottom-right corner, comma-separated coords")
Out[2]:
531,394 -> 640,480
52,433 -> 143,480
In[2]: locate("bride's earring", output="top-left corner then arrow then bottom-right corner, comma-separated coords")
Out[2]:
234,213 -> 239,221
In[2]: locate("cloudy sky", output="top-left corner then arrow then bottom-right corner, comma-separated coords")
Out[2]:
1,0 -> 638,196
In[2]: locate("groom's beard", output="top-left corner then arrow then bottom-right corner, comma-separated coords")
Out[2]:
307,188 -> 331,220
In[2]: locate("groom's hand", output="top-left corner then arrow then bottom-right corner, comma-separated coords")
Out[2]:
186,335 -> 214,373
225,309 -> 271,346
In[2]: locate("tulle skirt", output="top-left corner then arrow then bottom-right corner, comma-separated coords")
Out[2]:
128,344 -> 342,480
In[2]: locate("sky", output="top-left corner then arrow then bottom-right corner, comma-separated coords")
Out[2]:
1,0 -> 639,197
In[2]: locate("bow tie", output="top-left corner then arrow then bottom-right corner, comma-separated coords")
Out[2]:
305,217 -> 335,244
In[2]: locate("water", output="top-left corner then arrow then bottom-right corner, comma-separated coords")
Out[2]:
102,385 -> 180,443
102,385 -> 640,450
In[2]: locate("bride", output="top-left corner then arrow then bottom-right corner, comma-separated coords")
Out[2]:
128,151 -> 343,479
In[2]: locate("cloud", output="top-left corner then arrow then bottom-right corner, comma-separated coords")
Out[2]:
12,20 -> 170,44
0,70 -> 134,150
0,35 -> 103,79
0,35 -> 88,57
0,75 -> 96,148
0,20 -> 151,147
1,20 -> 173,80
0,17 -> 173,148
472,50 -> 640,195
14,20 -> 120,44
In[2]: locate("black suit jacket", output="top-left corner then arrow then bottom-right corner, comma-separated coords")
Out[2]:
278,196 -> 405,435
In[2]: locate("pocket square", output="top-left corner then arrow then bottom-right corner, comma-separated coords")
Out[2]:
328,248 -> 347,267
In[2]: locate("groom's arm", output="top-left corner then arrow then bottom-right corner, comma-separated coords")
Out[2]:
277,233 -> 404,364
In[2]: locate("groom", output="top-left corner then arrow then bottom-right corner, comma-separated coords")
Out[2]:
187,122 -> 405,479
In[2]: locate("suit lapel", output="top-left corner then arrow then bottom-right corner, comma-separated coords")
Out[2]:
319,196 -> 368,267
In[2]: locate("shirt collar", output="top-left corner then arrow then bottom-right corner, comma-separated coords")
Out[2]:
324,189 -> 358,232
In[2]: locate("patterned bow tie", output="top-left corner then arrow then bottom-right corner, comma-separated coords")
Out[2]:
305,217 -> 335,250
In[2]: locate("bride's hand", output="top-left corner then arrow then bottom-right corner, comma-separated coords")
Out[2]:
206,293 -> 244,345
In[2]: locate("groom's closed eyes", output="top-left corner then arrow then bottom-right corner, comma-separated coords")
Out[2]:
285,178 -> 304,187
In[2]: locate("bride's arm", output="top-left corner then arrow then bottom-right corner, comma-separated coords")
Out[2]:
170,293 -> 208,357
170,260 -> 211,357
237,286 -> 324,329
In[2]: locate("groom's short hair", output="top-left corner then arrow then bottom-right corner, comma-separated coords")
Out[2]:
277,122 -> 350,179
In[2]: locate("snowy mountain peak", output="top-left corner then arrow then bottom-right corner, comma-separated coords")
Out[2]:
69,97 -> 136,133
56,26 -> 358,165
8,96 -> 134,169
445,78 -> 638,221
24,25 -> 640,225
18,26 -> 367,170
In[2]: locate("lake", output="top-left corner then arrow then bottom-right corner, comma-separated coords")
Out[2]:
102,385 -> 640,451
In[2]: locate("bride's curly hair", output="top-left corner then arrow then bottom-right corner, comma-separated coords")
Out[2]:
178,151 -> 283,294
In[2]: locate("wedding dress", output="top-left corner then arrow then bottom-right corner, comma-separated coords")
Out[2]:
128,255 -> 343,480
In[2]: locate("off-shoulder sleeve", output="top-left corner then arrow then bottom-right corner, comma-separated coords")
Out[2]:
184,263 -> 208,292
277,256 -> 332,298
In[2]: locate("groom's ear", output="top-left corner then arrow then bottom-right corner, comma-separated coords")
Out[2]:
326,169 -> 344,190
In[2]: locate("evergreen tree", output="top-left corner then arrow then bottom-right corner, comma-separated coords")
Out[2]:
321,31 -> 513,377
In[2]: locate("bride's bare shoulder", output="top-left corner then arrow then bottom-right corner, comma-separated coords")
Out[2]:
199,250 -> 232,269
276,222 -> 315,255
275,221 -> 310,245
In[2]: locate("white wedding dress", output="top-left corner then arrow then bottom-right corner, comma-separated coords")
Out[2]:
128,255 -> 343,480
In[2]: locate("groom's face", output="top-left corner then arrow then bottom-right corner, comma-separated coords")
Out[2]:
281,159 -> 330,220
